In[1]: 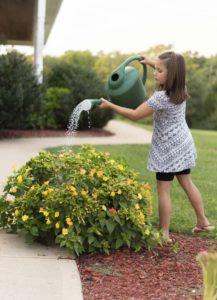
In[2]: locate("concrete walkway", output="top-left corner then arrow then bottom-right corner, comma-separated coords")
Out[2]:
0,120 -> 152,300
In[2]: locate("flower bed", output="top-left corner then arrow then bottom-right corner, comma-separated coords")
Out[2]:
0,145 -> 161,256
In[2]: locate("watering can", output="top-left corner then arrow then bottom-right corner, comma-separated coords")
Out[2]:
105,55 -> 147,109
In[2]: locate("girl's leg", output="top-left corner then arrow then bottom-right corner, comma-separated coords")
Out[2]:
157,180 -> 173,242
176,174 -> 210,227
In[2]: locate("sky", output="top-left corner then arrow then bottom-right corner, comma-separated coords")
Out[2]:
14,0 -> 217,57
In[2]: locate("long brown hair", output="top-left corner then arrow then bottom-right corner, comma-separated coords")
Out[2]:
158,51 -> 189,104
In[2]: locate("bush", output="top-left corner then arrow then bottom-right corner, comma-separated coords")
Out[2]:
45,52 -> 113,129
0,145 -> 162,256
0,50 -> 42,129
39,87 -> 72,129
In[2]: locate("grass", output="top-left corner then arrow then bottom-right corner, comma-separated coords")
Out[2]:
48,122 -> 217,240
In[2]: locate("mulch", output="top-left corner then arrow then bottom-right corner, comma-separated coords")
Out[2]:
77,233 -> 217,300
0,128 -> 114,139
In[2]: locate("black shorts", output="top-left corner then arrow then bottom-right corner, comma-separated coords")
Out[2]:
156,169 -> 191,181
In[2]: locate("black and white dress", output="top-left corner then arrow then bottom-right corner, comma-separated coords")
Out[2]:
146,90 -> 197,173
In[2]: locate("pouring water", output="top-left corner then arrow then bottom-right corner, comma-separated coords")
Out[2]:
67,99 -> 102,135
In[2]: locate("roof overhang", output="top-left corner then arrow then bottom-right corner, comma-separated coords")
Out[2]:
0,0 -> 63,46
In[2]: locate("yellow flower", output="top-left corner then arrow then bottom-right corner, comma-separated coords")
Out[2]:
156,232 -> 160,239
72,191 -> 78,196
110,191 -> 115,197
97,170 -> 103,177
46,218 -> 51,225
109,159 -> 115,165
39,207 -> 44,213
66,217 -> 73,226
62,228 -> 68,235
145,190 -> 152,199
117,164 -> 124,171
149,205 -> 153,215
127,179 -> 133,185
69,185 -> 76,192
14,209 -> 19,216
81,189 -> 87,197
144,183 -> 151,191
89,169 -> 97,177
135,203 -> 140,210
25,167 -> 32,173
117,189 -> 122,195
42,190 -> 48,196
17,175 -> 23,184
138,193 -> 143,200
80,169 -> 86,175
58,153 -> 64,159
103,176 -> 109,182
44,181 -> 49,186
30,186 -> 35,191
102,205 -> 107,211
22,215 -> 29,222
10,186 -> 17,193
55,222 -> 60,229
144,229 -> 150,235
43,211 -> 49,217
54,211 -> 60,218
138,212 -> 145,224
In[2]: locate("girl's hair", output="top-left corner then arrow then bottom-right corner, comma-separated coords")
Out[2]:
158,51 -> 189,104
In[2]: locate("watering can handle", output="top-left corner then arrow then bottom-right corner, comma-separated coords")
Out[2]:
122,55 -> 147,85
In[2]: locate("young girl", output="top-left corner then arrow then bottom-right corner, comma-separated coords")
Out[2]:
99,51 -> 214,243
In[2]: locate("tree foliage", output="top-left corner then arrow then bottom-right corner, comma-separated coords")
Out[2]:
0,47 -> 216,130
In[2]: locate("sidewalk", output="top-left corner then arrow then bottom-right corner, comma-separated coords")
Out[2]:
0,120 -> 152,300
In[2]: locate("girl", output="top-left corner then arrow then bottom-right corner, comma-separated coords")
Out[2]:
99,51 -> 214,243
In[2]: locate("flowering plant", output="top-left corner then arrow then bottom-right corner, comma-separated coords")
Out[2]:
0,145 -> 162,256
196,250 -> 217,300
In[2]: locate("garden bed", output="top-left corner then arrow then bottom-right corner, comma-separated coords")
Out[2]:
77,233 -> 217,300
0,128 -> 114,139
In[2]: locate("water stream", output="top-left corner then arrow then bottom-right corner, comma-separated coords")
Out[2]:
64,99 -> 93,148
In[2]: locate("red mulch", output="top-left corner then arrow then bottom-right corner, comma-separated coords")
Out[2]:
0,128 -> 114,139
77,233 -> 217,300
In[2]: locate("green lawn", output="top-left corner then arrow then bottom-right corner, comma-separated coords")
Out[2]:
48,126 -> 217,239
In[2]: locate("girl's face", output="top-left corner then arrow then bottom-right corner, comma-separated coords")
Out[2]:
154,59 -> 168,87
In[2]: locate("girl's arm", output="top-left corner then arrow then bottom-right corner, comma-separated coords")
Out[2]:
99,98 -> 153,121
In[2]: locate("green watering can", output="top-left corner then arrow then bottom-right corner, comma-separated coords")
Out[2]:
105,55 -> 147,109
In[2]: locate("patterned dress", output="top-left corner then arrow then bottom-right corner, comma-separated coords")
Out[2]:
146,90 -> 197,173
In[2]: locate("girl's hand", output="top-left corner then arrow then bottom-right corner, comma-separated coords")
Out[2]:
99,97 -> 113,109
140,55 -> 150,65
140,56 -> 155,68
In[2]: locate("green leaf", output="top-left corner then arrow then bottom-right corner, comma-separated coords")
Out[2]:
30,226 -> 39,236
88,234 -> 95,244
105,219 -> 116,234
99,218 -> 106,228
115,238 -> 124,249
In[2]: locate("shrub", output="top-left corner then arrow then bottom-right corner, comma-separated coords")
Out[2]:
39,87 -> 72,129
45,52 -> 113,129
0,145 -> 162,255
0,50 -> 42,129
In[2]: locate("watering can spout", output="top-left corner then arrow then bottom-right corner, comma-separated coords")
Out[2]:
82,99 -> 102,111
105,55 -> 147,109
